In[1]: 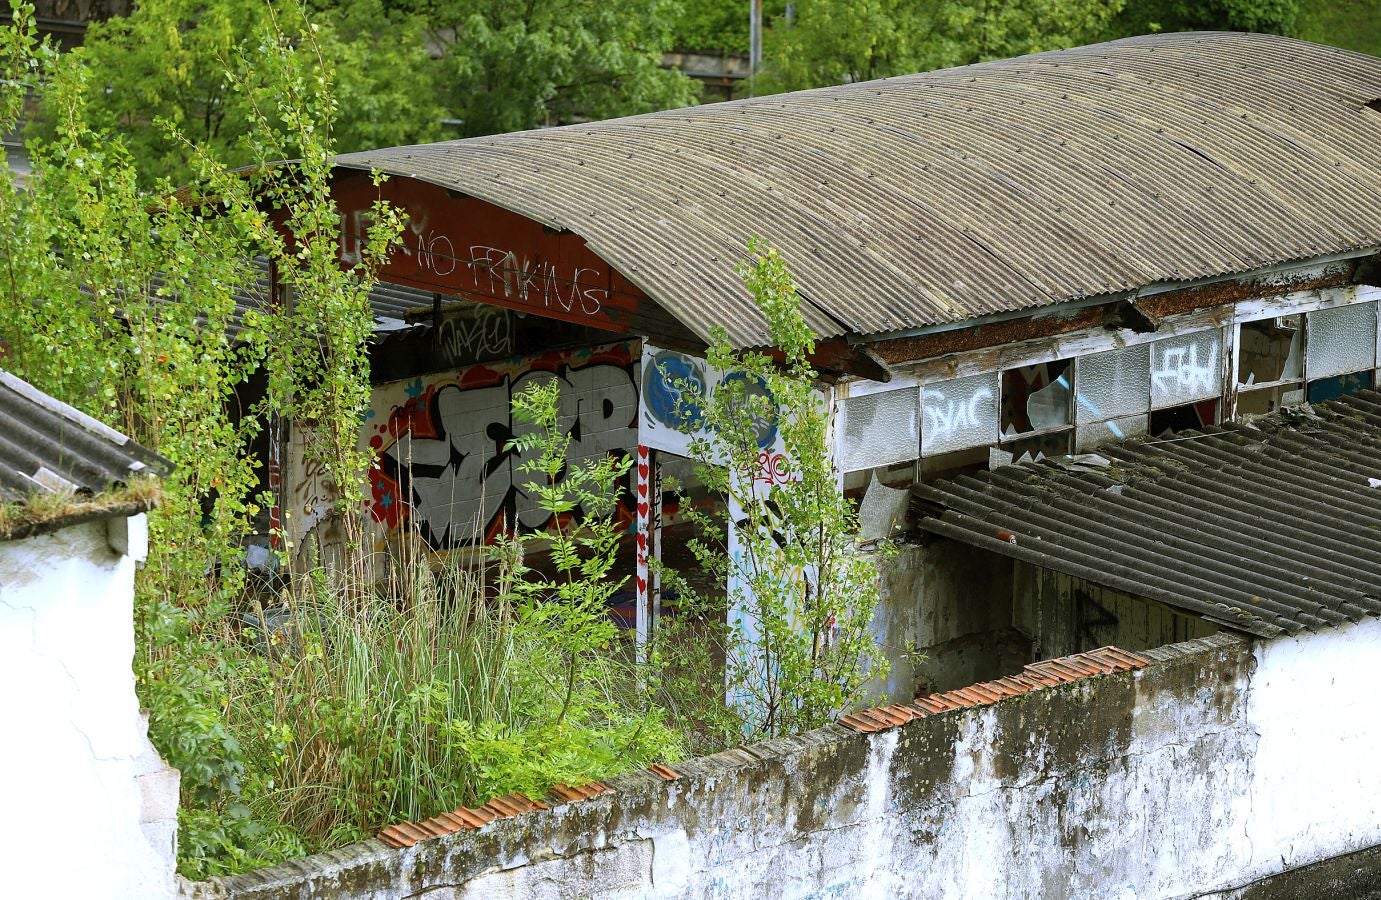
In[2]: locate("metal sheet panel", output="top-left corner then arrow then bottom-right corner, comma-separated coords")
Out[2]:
336,33 -> 1381,348
914,389 -> 1381,636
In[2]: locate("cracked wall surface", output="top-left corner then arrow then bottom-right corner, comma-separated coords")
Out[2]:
188,622 -> 1381,899
0,517 -> 179,900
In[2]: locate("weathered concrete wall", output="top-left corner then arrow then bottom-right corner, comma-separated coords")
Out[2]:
0,516 -> 180,900
873,541 -> 1021,699
188,621 -> 1381,899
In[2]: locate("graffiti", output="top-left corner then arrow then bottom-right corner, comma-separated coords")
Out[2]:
922,384 -> 994,444
639,345 -> 781,458
338,209 -> 372,266
401,214 -> 458,277
1151,340 -> 1218,398
642,350 -> 707,434
467,245 -> 606,316
436,306 -> 513,366
366,344 -> 638,549
755,450 -> 793,486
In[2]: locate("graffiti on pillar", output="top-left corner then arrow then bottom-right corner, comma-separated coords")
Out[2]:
365,342 -> 639,549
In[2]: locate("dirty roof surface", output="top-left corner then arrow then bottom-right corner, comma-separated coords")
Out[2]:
0,371 -> 170,502
336,32 -> 1381,347
913,391 -> 1381,638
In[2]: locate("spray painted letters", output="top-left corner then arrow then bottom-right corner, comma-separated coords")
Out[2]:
366,343 -> 639,549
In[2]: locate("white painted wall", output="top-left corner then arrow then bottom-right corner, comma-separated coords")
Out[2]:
197,628 -> 1381,899
0,515 -> 178,900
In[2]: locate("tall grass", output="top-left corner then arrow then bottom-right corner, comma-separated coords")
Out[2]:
227,558 -> 518,848
224,551 -> 680,855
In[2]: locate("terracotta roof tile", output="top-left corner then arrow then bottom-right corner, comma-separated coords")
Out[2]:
838,645 -> 1149,735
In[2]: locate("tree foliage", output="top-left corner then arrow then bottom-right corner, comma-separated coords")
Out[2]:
655,239 -> 889,744
395,0 -> 698,137
759,0 -> 1125,92
49,0 -> 443,186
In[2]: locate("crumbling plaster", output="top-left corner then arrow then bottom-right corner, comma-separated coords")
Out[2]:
187,623 -> 1381,899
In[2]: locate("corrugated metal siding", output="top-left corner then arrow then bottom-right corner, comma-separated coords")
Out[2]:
335,33 -> 1381,347
226,257 -> 434,340
0,372 -> 170,502
913,390 -> 1381,637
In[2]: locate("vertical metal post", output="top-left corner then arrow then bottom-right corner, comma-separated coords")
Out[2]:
635,443 -> 651,662
749,0 -> 763,96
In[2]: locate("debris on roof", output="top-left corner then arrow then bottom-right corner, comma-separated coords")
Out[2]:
914,390 -> 1381,637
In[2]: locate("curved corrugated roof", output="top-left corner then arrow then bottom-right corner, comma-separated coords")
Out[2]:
336,32 -> 1381,347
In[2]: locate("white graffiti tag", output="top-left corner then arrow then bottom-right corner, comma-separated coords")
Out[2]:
1151,342 -> 1218,397
922,385 -> 994,444
467,245 -> 606,316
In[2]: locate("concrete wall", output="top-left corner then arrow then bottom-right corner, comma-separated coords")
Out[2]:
873,541 -> 1022,700
0,516 -> 179,900
1012,560 -> 1218,661
187,622 -> 1381,899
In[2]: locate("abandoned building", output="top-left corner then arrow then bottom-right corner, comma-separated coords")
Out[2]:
186,30 -> 1381,898
0,370 -> 179,899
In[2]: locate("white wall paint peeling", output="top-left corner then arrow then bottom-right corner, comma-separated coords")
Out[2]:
0,518 -> 178,900
194,630 -> 1381,900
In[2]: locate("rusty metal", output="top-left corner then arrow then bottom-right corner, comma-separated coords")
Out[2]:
336,34 -> 1381,349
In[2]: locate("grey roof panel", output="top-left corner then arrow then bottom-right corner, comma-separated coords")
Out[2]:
0,371 -> 171,502
335,32 -> 1381,347
913,391 -> 1381,637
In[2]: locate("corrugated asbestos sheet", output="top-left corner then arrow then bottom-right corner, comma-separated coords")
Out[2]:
913,391 -> 1381,638
0,372 -> 171,502
336,32 -> 1381,347
225,258 -> 433,340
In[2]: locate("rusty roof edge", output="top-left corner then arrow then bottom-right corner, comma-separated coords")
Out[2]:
849,246 -> 1381,349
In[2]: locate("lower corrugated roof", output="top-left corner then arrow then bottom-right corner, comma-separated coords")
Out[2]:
0,371 -> 170,502
913,391 -> 1381,637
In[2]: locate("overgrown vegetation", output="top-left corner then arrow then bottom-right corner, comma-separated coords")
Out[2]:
653,240 -> 889,746
0,1 -> 686,877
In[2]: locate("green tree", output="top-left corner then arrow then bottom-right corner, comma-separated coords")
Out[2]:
656,239 -> 889,743
55,0 -> 443,186
1115,0 -> 1299,38
401,0 -> 699,136
760,0 -> 1124,92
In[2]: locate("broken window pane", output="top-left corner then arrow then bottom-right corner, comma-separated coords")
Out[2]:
1306,371 -> 1374,403
1306,302 -> 1378,378
921,372 -> 999,455
1149,330 -> 1223,408
1237,316 -> 1302,385
1001,429 -> 1072,464
839,387 -> 921,472
1000,359 -> 1072,436
1237,384 -> 1307,416
1148,399 -> 1217,437
1076,345 -> 1150,423
1075,415 -> 1148,451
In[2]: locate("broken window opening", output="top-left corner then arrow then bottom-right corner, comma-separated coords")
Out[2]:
1237,384 -> 1306,417
1001,358 -> 1072,437
1000,429 -> 1073,465
1148,399 -> 1218,438
1237,315 -> 1302,386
